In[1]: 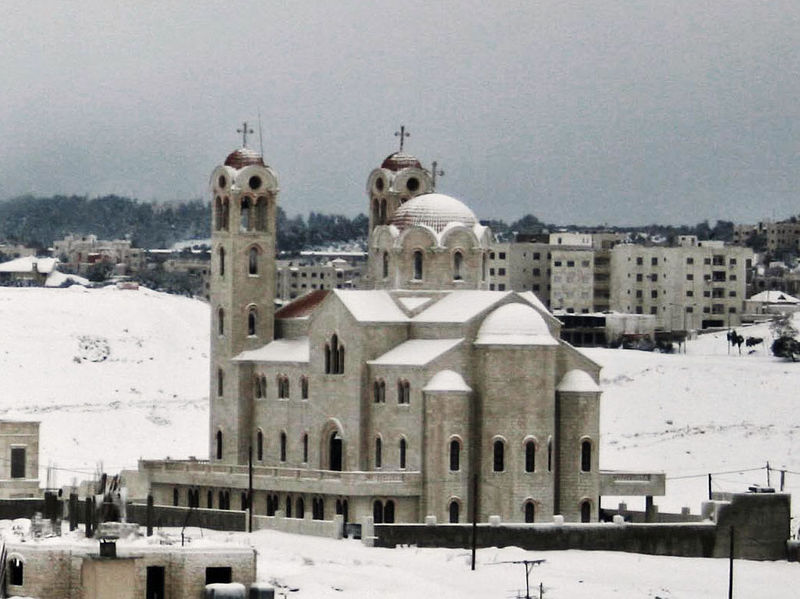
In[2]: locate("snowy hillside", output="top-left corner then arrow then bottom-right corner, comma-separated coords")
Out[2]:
0,286 -> 209,487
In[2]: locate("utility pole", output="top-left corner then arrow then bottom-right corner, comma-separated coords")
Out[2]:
728,527 -> 734,599
766,461 -> 771,488
708,473 -> 712,500
248,444 -> 254,533
471,473 -> 478,571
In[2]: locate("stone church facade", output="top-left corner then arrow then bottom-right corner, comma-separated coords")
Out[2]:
138,141 -> 663,526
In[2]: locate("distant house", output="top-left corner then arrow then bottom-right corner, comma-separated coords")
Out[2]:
0,420 -> 40,499
0,256 -> 88,287
745,290 -> 800,315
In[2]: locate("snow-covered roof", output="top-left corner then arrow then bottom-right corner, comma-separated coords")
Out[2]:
368,338 -> 463,366
412,290 -> 510,323
748,290 -> 800,304
390,193 -> 477,233
233,337 -> 309,363
396,296 -> 434,313
45,271 -> 89,287
556,369 -> 601,393
475,302 -> 559,346
0,256 -> 58,274
423,369 -> 472,393
335,290 -> 408,323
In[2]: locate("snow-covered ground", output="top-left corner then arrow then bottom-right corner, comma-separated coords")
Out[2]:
2,287 -> 799,596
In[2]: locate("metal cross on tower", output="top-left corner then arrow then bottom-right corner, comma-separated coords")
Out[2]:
394,125 -> 410,152
431,160 -> 445,189
237,122 -> 254,148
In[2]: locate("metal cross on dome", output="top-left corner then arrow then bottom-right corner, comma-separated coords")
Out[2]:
394,125 -> 410,152
237,122 -> 254,148
431,160 -> 445,189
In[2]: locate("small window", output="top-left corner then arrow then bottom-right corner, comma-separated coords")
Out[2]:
449,439 -> 460,471
524,501 -> 535,523
303,433 -> 309,463
382,252 -> 389,278
636,257 -> 643,265
215,430 -> 223,460
525,440 -> 535,473
581,439 -> 592,472
248,308 -> 257,336
413,250 -> 423,280
375,437 -> 382,468
217,307 -> 225,335
493,439 -> 505,472
399,438 -> 407,469
218,247 -> 226,277
397,380 -> 410,404
453,251 -> 463,280
449,500 -> 460,523
248,247 -> 259,275
217,368 -> 224,397
9,557 -> 23,586
280,432 -> 287,462
301,376 -> 309,399
257,430 -> 264,461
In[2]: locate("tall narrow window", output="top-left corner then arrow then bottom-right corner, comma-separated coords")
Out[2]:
331,334 -> 339,373
399,438 -> 407,469
379,199 -> 387,224
413,250 -> 423,280
296,497 -> 304,519
215,430 -> 223,460
382,252 -> 389,278
257,430 -> 264,461
301,376 -> 309,399
397,380 -> 410,404
240,197 -> 252,231
525,440 -> 536,473
302,433 -> 309,463
248,308 -> 257,336
383,500 -> 395,523
580,500 -> 591,523
481,253 -> 487,281
325,334 -> 345,374
255,197 -> 268,231
373,500 -> 383,524
453,251 -> 463,280
217,368 -> 224,397
547,437 -> 553,472
173,488 -> 179,506
222,198 -> 230,230
9,557 -> 23,586
217,307 -> 224,336
375,437 -> 382,468
215,196 -> 223,231
219,247 -> 225,277
581,439 -> 592,472
449,500 -> 460,523
280,432 -> 287,462
493,439 -> 505,472
524,500 -> 535,523
449,439 -> 460,471
248,247 -> 258,275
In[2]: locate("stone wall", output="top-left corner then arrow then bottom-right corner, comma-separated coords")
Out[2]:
127,503 -> 247,532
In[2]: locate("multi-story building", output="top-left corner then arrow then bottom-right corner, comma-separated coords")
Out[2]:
733,219 -> 800,254
137,138 -> 662,527
275,258 -> 363,302
609,237 -> 754,330
53,235 -> 146,274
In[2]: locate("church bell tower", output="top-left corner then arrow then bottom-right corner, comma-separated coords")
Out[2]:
208,123 -> 278,464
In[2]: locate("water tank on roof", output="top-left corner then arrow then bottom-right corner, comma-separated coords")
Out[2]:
249,583 -> 276,598
205,583 -> 246,598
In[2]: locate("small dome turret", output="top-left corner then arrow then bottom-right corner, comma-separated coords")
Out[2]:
224,147 -> 265,169
381,152 -> 422,171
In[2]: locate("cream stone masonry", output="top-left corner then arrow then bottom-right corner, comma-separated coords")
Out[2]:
138,141 -> 664,529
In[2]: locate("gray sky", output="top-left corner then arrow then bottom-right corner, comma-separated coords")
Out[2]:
2,1 -> 798,225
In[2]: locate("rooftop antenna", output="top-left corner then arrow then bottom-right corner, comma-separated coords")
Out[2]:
257,110 -> 264,157
237,121 -> 254,148
394,125 -> 410,152
431,160 -> 445,190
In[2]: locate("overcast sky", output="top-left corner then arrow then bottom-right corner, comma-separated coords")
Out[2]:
2,1 -> 798,225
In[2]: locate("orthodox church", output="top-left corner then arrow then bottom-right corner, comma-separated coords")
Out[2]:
139,135 -> 662,526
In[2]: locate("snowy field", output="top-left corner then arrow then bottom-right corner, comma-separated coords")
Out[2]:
1,286 -> 799,596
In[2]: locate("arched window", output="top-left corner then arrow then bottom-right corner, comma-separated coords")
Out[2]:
397,380 -> 410,404
399,438 -> 407,469
280,432 -> 287,462
525,440 -> 536,473
329,431 -> 343,471
375,437 -> 382,468
373,500 -> 383,524
581,439 -> 592,472
216,430 -> 223,460
207,490 -> 213,509
524,500 -> 535,523
173,488 -> 179,506
217,307 -> 224,336
255,196 -> 268,231
449,439 -> 460,471
219,247 -> 226,277
240,197 -> 252,231
217,368 -> 224,397
373,379 -> 386,403
215,196 -> 223,231
325,334 -> 345,374
9,556 -> 23,586
257,430 -> 264,461
302,433 -> 309,463
286,495 -> 292,518
248,307 -> 257,336
453,251 -> 463,280
449,500 -> 460,523
301,376 -> 309,399
382,251 -> 389,279
547,437 -> 553,472
241,491 -> 248,510
222,198 -> 230,230
413,250 -> 423,280
296,497 -> 305,519
277,375 -> 290,399
493,439 -> 505,472
248,246 -> 259,275
580,500 -> 591,523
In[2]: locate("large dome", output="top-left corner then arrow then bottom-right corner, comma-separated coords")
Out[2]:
475,303 -> 558,346
224,147 -> 265,169
390,193 -> 477,233
381,151 -> 422,171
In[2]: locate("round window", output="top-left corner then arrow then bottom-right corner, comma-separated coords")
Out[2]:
249,175 -> 262,190
375,177 -> 384,191
218,175 -> 226,188
406,177 -> 419,192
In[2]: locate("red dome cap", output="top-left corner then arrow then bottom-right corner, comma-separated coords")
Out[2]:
224,147 -> 265,169
380,151 -> 422,171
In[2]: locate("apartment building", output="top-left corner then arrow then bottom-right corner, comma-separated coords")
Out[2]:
275,258 -> 363,302
733,219 -> 800,254
53,234 -> 146,274
609,238 -> 753,330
